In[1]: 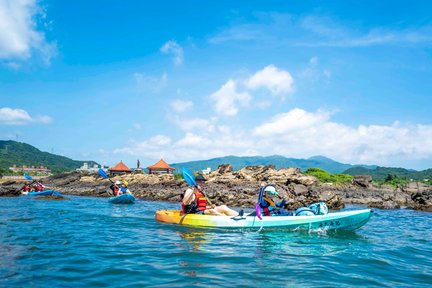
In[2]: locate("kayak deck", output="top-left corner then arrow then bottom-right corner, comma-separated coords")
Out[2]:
155,209 -> 372,231
27,190 -> 62,197
109,193 -> 135,204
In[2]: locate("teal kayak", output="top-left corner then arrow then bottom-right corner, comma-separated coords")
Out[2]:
156,209 -> 372,231
109,193 -> 135,204
27,190 -> 62,197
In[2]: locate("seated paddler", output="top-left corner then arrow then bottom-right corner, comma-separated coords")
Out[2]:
181,174 -> 241,217
259,185 -> 292,216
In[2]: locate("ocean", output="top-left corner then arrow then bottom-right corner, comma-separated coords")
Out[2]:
1,196 -> 431,287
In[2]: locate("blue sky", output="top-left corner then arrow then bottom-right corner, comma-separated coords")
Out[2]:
1,0 -> 432,170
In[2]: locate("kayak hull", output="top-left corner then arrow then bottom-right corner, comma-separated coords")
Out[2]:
109,194 -> 135,204
27,190 -> 62,197
155,209 -> 372,231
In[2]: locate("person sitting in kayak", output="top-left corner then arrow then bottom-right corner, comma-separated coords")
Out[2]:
120,181 -> 131,194
181,174 -> 241,217
259,185 -> 292,216
110,180 -> 121,196
34,180 -> 45,192
21,183 -> 31,194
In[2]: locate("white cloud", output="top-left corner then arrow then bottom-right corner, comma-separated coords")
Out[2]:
160,40 -> 184,66
112,108 -> 432,169
0,107 -> 52,125
245,64 -> 294,96
209,80 -> 251,116
0,0 -> 56,65
133,72 -> 167,93
169,99 -> 193,113
209,13 -> 432,48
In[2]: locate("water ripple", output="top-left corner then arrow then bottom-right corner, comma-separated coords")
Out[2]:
0,197 -> 431,287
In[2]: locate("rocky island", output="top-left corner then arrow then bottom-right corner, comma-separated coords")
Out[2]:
1,164 -> 431,212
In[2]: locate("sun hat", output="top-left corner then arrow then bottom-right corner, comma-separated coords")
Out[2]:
264,185 -> 278,196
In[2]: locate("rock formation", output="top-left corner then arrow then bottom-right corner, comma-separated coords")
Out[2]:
1,164 -> 431,211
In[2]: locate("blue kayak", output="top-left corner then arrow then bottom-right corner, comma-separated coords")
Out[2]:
109,193 -> 135,204
27,190 -> 62,196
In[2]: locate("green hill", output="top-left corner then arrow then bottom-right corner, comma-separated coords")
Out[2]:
170,155 -> 376,174
343,166 -> 432,182
0,140 -> 98,174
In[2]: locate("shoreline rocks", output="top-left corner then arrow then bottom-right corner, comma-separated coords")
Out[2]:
1,164 -> 431,212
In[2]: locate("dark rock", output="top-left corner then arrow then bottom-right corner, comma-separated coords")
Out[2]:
353,175 -> 372,188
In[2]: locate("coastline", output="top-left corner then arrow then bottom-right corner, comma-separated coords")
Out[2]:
1,164 -> 431,212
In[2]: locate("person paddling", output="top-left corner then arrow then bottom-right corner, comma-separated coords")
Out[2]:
259,185 -> 292,216
110,180 -> 121,196
181,174 -> 242,216
21,182 -> 31,194
34,180 -> 45,192
120,181 -> 131,195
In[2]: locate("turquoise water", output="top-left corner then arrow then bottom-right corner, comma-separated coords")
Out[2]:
1,196 -> 431,287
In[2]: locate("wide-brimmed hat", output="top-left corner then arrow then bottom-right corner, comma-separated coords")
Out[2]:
195,174 -> 207,182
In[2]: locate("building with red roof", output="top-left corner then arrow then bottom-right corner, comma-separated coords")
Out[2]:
109,161 -> 132,176
147,159 -> 175,175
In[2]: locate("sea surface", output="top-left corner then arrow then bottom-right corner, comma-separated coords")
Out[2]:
0,196 -> 431,287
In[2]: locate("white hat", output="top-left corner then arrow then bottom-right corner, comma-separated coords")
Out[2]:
115,180 -> 121,185
264,185 -> 278,196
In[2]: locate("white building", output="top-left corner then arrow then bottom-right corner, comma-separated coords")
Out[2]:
201,167 -> 211,175
76,163 -> 105,173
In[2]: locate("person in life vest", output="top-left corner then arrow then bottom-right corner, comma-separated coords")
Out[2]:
34,180 -> 45,192
181,174 -> 242,216
21,182 -> 31,194
119,181 -> 131,195
259,185 -> 292,216
110,180 -> 121,196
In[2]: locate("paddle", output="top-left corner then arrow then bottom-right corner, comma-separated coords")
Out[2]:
98,168 -> 114,195
182,168 -> 213,206
255,185 -> 265,220
24,173 -> 33,181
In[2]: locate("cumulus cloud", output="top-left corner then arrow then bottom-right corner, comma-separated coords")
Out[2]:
0,0 -> 56,65
245,64 -> 294,96
133,72 -> 167,93
169,99 -> 193,113
160,40 -> 184,66
112,108 -> 432,169
0,107 -> 52,125
209,80 -> 251,116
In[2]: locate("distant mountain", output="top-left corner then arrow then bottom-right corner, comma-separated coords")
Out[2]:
0,140 -> 98,174
343,166 -> 432,181
170,155 -> 376,174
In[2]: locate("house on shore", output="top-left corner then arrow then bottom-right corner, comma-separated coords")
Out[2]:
109,161 -> 132,177
147,159 -> 175,175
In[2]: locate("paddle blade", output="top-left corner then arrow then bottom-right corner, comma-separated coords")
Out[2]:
255,203 -> 262,220
98,168 -> 109,179
182,168 -> 197,187
24,174 -> 33,181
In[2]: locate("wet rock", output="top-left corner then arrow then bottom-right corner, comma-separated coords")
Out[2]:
353,175 -> 372,188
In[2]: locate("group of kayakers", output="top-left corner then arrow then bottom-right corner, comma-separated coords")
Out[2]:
19,172 -> 301,217
21,180 -> 46,194
180,173 -> 292,217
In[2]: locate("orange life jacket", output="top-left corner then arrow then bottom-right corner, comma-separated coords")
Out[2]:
181,189 -> 207,214
113,185 -> 120,196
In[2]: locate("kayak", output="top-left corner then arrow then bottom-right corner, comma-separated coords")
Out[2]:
27,190 -> 62,197
155,209 -> 372,231
109,193 -> 135,204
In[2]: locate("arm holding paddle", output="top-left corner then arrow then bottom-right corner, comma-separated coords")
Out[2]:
182,168 -> 242,217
